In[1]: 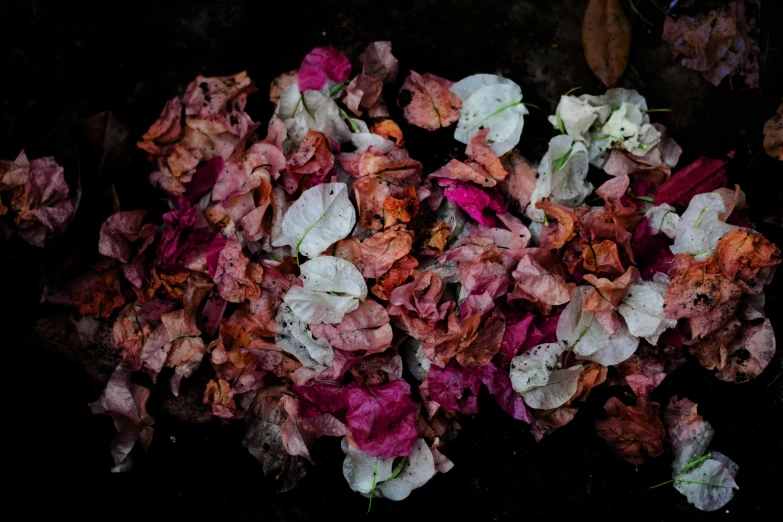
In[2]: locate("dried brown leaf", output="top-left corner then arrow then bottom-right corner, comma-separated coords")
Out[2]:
583,0 -> 632,87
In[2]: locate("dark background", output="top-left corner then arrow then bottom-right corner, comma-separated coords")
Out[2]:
3,1 -> 782,520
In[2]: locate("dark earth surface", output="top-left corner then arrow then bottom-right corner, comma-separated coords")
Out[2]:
3,1 -> 782,520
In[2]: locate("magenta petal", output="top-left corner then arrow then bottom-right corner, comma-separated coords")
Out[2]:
497,309 -> 535,365
183,156 -> 225,203
292,382 -> 348,417
481,363 -> 532,423
654,157 -> 727,207
298,46 -> 352,91
519,309 -> 562,353
631,217 -> 674,280
344,380 -> 418,458
157,199 -> 197,262
200,292 -> 227,338
426,364 -> 482,415
206,233 -> 227,278
439,179 -> 508,227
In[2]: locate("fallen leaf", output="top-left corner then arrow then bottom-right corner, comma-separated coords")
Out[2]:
715,318 -> 775,383
595,397 -> 665,466
398,71 -> 461,131
582,0 -> 632,87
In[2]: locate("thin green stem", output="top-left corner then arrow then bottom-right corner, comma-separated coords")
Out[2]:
644,108 -> 673,113
675,479 -> 734,488
647,479 -> 675,489
553,148 -> 572,171
680,453 -> 712,474
564,87 -> 581,96
328,80 -> 348,97
292,94 -> 303,115
469,100 -> 532,131
339,108 -> 361,133
367,459 -> 379,514
390,457 -> 406,479
565,315 -> 594,363
693,206 -> 709,228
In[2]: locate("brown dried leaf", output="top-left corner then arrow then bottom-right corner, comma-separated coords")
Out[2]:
583,0 -> 632,87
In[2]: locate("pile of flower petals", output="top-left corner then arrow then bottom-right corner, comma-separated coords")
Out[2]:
41,42 -> 779,510
0,151 -> 76,247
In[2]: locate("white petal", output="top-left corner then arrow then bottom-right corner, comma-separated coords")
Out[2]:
548,95 -> 611,141
341,438 -> 394,494
376,438 -> 436,501
618,279 -> 677,344
352,133 -> 394,153
275,303 -> 333,370
401,338 -> 430,382
453,79 -> 527,156
579,323 -> 639,366
273,183 -> 356,259
520,366 -> 583,410
283,286 -> 360,325
300,255 -> 367,297
449,73 -> 516,101
558,286 -> 640,365
510,342 -> 567,394
674,458 -> 738,512
284,256 -> 367,324
645,204 -> 679,238
277,86 -> 352,147
671,193 -> 737,260
526,135 -> 592,222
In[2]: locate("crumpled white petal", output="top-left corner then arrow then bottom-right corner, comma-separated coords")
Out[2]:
275,303 -> 334,370
401,338 -> 430,382
670,193 -> 737,261
520,366 -> 582,410
557,286 -> 640,365
341,437 -> 436,501
451,74 -> 528,156
509,341 -> 583,410
376,438 -> 436,500
342,438 -> 394,494
547,88 -> 661,165
351,120 -> 394,153
645,203 -> 679,238
618,273 -> 677,344
588,102 -> 661,161
277,84 -> 352,148
272,182 -> 356,259
548,95 -> 611,141
674,454 -> 739,512
283,256 -> 367,324
526,135 -> 592,222
509,342 -> 566,393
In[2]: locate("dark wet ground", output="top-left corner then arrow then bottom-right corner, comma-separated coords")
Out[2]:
3,1 -> 782,520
